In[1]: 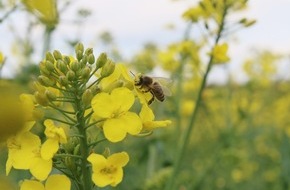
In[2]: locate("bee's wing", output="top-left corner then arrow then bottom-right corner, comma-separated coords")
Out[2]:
152,77 -> 172,96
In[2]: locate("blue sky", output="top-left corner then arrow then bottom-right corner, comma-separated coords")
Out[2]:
1,0 -> 290,83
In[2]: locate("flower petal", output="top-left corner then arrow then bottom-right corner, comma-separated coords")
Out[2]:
111,88 -> 134,113
87,153 -> 107,172
92,172 -> 112,187
45,175 -> 71,190
103,119 -> 127,142
30,157 -> 52,181
91,93 -> 115,118
20,180 -> 45,190
111,168 -> 123,187
41,139 -> 59,160
140,105 -> 155,122
119,112 -> 142,135
108,152 -> 129,167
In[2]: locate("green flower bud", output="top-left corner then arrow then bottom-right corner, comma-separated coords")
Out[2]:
96,53 -> 107,68
76,50 -> 83,61
82,89 -> 93,107
90,84 -> 101,95
39,61 -> 51,76
85,48 -> 93,55
73,144 -> 80,155
101,59 -> 115,77
70,60 -> 81,72
53,50 -> 62,60
81,66 -> 91,79
45,52 -> 55,63
34,91 -> 49,106
59,76 -> 69,86
66,70 -> 76,81
63,56 -> 71,65
45,60 -> 55,72
88,54 -> 95,65
38,75 -> 55,87
45,90 -> 57,100
103,147 -> 111,158
57,60 -> 68,74
80,54 -> 88,65
75,43 -> 84,55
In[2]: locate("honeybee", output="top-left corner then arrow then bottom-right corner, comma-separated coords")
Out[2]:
133,73 -> 172,105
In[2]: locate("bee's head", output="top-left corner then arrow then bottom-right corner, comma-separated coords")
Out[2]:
134,73 -> 143,85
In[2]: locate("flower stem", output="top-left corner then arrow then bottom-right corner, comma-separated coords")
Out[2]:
165,3 -> 228,190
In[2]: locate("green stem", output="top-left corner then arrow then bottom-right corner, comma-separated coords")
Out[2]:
74,92 -> 93,190
174,23 -> 192,139
44,117 -> 75,126
43,26 -> 55,56
54,154 -> 83,159
165,4 -> 228,190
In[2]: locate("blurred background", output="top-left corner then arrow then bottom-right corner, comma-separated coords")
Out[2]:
1,0 -> 290,189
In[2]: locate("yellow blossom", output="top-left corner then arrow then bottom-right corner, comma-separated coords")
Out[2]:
99,64 -> 134,92
139,105 -> 171,131
22,0 -> 58,27
6,121 -> 40,175
91,87 -> 142,142
87,152 -> 129,187
0,52 -> 5,66
29,152 -> 53,181
41,119 -> 67,160
20,174 -> 71,190
212,43 -> 230,64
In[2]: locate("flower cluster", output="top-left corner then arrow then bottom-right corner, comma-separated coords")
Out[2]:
5,43 -> 171,189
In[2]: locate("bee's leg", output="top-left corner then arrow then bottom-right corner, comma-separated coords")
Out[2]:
148,91 -> 155,105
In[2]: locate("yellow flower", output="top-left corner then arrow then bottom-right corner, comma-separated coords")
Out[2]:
6,121 -> 40,175
87,152 -> 129,187
0,51 -> 5,66
20,174 -> 71,190
29,152 -> 53,181
99,64 -> 134,92
41,119 -> 67,160
212,43 -> 230,64
6,121 -> 52,180
22,0 -> 58,27
139,105 -> 171,131
91,87 -> 142,142
19,94 -> 37,121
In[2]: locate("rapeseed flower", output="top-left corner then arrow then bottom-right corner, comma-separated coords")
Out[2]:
212,43 -> 230,64
20,174 -> 71,190
139,105 -> 171,131
41,119 -> 67,160
87,152 -> 129,187
6,122 -> 40,175
91,87 -> 142,142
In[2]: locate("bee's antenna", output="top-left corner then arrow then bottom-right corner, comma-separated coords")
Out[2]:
130,71 -> 135,77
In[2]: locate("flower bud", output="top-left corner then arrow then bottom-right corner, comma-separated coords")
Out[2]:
82,89 -> 93,107
70,60 -> 81,72
57,60 -> 68,74
96,53 -> 107,69
59,76 -> 69,86
75,43 -> 84,55
45,60 -> 55,72
63,56 -> 71,65
81,66 -> 91,79
66,70 -> 76,81
76,50 -> 83,61
45,52 -> 55,63
85,48 -> 93,56
88,54 -> 95,65
101,59 -> 115,77
38,75 -> 55,87
53,50 -> 62,60
45,90 -> 57,100
39,62 -> 51,76
80,54 -> 88,65
34,91 -> 49,106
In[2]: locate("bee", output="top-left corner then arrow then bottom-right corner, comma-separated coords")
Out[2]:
133,73 -> 172,105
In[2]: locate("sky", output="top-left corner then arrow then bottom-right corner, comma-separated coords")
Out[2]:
1,0 -> 290,83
